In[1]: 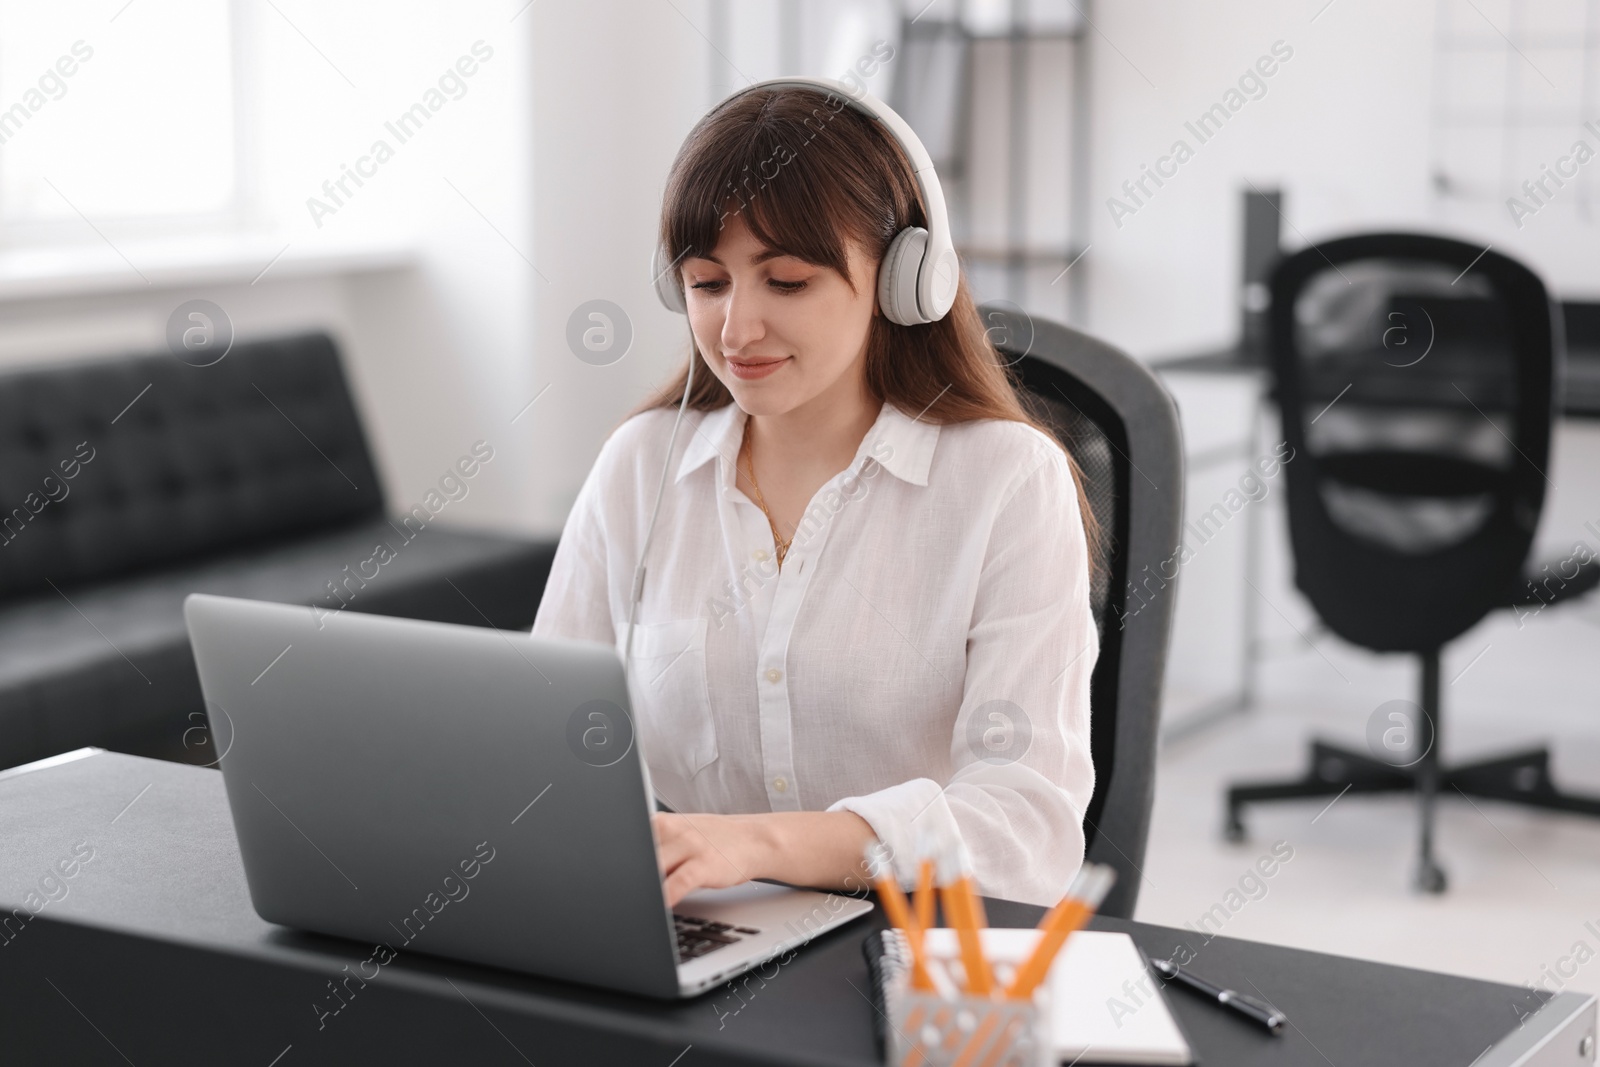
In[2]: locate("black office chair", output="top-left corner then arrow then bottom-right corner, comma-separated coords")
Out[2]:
1223,233 -> 1600,892
981,304 -> 1185,920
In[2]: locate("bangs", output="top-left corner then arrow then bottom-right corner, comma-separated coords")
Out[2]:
661,87 -> 900,295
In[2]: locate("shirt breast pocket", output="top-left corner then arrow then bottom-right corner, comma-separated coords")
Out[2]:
624,616 -> 719,782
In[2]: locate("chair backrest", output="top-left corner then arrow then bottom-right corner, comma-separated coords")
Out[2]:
0,332 -> 384,600
981,303 -> 1184,920
1267,233 -> 1559,653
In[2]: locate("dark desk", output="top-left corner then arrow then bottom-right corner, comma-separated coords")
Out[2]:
1,750 -> 1592,1066
1151,333 -> 1600,420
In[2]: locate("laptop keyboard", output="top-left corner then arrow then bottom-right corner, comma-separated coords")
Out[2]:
674,914 -> 760,962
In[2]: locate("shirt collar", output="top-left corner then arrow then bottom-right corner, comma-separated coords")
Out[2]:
674,398 -> 940,487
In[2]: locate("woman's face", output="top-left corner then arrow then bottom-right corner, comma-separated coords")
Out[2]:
681,214 -> 879,419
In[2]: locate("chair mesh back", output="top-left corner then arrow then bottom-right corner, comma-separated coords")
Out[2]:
1015,386 -> 1116,633
983,305 -> 1180,921
1294,259 -> 1515,556
1010,354 -> 1132,845
1272,237 -> 1554,652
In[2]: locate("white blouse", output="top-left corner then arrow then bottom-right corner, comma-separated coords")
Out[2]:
529,397 -> 1098,907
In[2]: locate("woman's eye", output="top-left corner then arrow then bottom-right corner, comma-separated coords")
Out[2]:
687,279 -> 807,294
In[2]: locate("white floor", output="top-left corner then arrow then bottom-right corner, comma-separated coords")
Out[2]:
1135,475 -> 1600,998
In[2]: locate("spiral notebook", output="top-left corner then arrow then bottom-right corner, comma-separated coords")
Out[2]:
864,927 -> 1196,1065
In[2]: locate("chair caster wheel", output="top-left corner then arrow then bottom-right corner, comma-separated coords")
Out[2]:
1414,862 -> 1448,894
1224,814 -> 1247,843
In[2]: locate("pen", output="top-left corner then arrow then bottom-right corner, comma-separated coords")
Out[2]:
1149,958 -> 1287,1034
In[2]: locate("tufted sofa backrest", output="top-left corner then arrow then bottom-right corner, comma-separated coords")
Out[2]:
0,332 -> 384,600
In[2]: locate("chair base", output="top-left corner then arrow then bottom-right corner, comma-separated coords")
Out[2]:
1226,740 -> 1600,893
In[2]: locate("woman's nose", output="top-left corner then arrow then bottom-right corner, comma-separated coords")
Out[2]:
720,281 -> 766,350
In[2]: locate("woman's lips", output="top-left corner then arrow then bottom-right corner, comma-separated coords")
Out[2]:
727,357 -> 789,381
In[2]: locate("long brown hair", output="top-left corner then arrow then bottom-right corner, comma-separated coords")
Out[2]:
627,85 -> 1103,575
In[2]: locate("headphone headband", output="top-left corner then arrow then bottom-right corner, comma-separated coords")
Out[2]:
652,75 -> 959,326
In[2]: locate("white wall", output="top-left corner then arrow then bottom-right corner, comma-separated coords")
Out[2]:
520,0 -> 716,532
1081,0 -> 1600,361
242,1 -> 539,533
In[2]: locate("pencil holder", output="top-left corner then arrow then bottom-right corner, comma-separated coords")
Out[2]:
884,966 -> 1052,1067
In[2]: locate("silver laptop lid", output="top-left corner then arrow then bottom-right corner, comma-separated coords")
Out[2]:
183,592 -> 682,998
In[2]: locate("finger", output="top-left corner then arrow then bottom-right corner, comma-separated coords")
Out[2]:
664,860 -> 703,909
656,813 -> 699,852
658,839 -> 691,879
654,827 -> 696,877
650,813 -> 680,872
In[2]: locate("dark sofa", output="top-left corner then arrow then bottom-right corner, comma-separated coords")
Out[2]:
0,331 -> 556,771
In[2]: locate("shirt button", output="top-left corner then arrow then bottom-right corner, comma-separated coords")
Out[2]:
765,667 -> 782,683
753,548 -> 769,562
773,776 -> 788,792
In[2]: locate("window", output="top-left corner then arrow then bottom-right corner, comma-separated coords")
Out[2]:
0,0 -> 238,244
1429,0 -> 1600,221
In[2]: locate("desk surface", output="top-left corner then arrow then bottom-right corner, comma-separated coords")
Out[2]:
0,749 -> 1589,1066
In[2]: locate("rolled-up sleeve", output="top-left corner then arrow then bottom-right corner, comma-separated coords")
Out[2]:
827,447 -> 1098,907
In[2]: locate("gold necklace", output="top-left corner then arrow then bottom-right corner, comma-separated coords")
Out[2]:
739,422 -> 792,568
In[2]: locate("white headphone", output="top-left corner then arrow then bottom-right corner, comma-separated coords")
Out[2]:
649,75 -> 959,326
626,78 -> 958,791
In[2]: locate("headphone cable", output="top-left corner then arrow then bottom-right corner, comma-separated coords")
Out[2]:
622,346 -> 697,685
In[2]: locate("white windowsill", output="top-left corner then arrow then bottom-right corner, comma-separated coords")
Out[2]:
0,232 -> 418,302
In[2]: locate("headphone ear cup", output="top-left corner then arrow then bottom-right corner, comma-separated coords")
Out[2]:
652,242 -> 687,314
878,227 -> 930,326
923,245 -> 960,321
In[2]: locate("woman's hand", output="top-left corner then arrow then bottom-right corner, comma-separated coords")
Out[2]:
652,812 -> 774,908
651,809 -> 880,908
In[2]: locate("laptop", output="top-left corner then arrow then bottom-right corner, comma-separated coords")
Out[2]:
182,592 -> 873,998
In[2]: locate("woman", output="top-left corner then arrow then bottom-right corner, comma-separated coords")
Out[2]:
531,85 -> 1100,909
